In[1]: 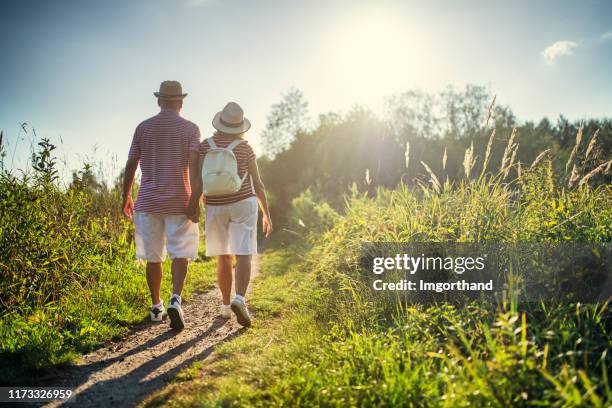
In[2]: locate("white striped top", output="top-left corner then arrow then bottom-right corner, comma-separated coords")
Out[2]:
128,109 -> 201,214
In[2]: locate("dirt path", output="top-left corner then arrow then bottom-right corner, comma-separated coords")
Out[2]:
42,256 -> 259,408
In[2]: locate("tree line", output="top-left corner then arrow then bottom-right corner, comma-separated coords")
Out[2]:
258,85 -> 612,224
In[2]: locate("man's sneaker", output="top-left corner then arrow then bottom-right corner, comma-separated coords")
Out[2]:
150,303 -> 165,322
230,298 -> 251,327
219,304 -> 231,319
167,295 -> 185,331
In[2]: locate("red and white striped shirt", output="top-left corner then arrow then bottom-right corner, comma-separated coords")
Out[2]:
128,109 -> 201,214
199,134 -> 256,205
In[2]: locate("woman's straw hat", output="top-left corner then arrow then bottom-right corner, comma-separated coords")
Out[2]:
154,80 -> 187,100
212,102 -> 251,134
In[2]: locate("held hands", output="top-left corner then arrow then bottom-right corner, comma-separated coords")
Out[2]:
185,199 -> 200,223
122,196 -> 134,220
262,214 -> 273,237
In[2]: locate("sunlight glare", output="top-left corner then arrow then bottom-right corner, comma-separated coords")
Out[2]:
324,10 -> 428,104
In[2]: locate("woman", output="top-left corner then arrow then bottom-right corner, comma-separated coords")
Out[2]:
187,102 -> 272,327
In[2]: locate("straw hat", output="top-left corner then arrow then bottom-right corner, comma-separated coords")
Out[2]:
154,81 -> 187,100
212,102 -> 251,134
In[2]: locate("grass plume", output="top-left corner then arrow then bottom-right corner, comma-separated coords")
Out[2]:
463,141 -> 475,179
479,129 -> 496,179
565,122 -> 584,175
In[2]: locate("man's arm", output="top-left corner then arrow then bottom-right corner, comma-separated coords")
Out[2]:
186,151 -> 203,222
247,159 -> 273,237
122,157 -> 139,219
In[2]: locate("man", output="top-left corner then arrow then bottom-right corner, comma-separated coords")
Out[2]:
122,80 -> 201,331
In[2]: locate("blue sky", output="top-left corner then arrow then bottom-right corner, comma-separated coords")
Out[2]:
1,0 -> 611,181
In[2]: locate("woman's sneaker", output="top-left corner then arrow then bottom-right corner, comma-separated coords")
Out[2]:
231,297 -> 251,327
220,304 -> 232,319
150,302 -> 165,322
167,295 -> 185,331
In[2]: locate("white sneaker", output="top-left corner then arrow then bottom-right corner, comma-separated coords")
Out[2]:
167,295 -> 185,331
219,304 -> 231,319
150,303 -> 165,322
230,298 -> 251,327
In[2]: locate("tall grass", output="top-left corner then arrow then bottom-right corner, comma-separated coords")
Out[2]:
304,128 -> 610,406
0,133 -> 217,385
195,126 -> 611,407
0,137 -> 149,384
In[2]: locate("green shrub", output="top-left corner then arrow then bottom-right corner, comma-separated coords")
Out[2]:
0,139 -> 147,384
290,188 -> 340,236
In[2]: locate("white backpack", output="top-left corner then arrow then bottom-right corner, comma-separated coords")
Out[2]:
202,137 -> 249,196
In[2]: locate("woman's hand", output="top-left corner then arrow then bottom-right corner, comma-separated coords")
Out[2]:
262,215 -> 273,237
122,196 -> 134,220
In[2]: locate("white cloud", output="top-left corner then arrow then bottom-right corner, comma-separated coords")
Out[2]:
541,40 -> 579,64
601,31 -> 612,41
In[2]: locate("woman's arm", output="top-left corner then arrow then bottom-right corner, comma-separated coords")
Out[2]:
248,159 -> 273,237
186,151 -> 203,222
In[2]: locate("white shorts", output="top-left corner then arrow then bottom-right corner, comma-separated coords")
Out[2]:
134,212 -> 199,262
205,196 -> 258,256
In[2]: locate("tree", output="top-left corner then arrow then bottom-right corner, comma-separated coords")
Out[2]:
386,90 -> 439,140
261,88 -> 310,158
386,84 -> 516,143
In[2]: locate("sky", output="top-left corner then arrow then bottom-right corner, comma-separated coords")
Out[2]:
1,0 -> 611,182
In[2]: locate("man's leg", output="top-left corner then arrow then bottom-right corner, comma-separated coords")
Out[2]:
217,255 -> 233,305
235,255 -> 252,297
168,257 -> 188,331
146,262 -> 163,305
136,212 -> 165,308
166,214 -> 199,331
171,258 -> 188,296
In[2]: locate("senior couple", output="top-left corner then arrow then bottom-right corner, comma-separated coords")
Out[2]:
121,81 -> 272,330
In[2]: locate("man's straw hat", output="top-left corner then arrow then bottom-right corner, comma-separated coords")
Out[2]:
212,102 -> 251,135
154,80 -> 187,100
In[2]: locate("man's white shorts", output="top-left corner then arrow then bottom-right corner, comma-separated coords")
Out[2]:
134,212 -> 199,262
205,196 -> 258,256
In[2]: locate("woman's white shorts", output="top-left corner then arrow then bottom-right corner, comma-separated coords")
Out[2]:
134,212 -> 199,262
205,196 -> 258,256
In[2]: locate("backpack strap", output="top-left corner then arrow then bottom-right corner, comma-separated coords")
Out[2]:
230,139 -> 253,190
206,137 -> 217,149
219,137 -> 251,189
226,139 -> 244,151
239,170 -> 249,185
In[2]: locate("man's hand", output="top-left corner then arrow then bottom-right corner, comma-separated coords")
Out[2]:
262,215 -> 273,237
122,196 -> 135,220
185,200 -> 200,223
122,157 -> 139,220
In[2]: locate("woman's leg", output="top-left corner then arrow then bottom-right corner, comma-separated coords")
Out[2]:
235,255 -> 252,297
217,255 -> 233,305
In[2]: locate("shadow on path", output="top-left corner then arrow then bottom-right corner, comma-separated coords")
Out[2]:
40,256 -> 260,408
60,319 -> 244,407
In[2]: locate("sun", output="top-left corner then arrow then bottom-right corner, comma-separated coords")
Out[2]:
323,9 -> 427,101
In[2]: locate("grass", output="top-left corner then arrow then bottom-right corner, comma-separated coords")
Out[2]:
141,157 -> 611,407
0,137 -> 217,384
141,246 -> 326,407
1,116 -> 610,405
0,236 -> 216,386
